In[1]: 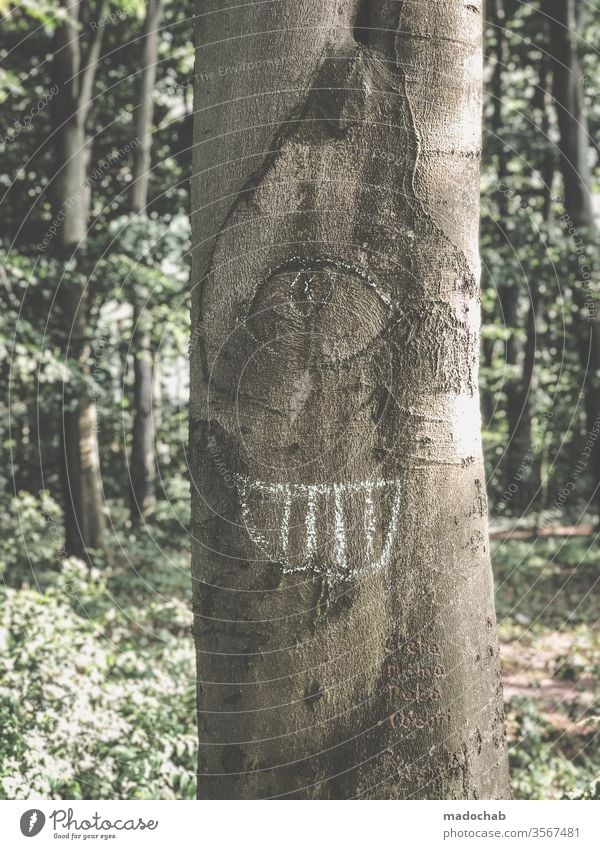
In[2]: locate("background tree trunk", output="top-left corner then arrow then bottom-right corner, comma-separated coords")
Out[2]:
546,0 -> 593,227
546,0 -> 600,520
51,0 -> 107,557
191,0 -> 510,799
129,0 -> 162,523
488,0 -> 537,507
503,290 -> 539,507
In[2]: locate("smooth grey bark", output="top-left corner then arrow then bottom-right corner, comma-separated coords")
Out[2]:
51,0 -> 107,557
129,0 -> 162,523
191,0 -> 510,799
546,0 -> 600,519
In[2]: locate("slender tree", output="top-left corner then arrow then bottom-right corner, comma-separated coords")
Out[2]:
51,0 -> 108,557
129,0 -> 163,522
191,0 -> 510,798
546,0 -> 600,518
488,0 -> 538,507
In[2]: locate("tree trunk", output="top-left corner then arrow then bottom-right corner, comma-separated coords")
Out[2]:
546,0 -> 600,519
488,0 -> 538,508
546,0 -> 593,227
533,56 -> 556,222
129,0 -> 162,522
130,325 -> 155,520
190,0 -> 510,799
51,0 -> 107,557
503,290 -> 539,508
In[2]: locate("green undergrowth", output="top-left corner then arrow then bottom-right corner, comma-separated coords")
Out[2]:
0,506 -> 196,799
493,537 -> 599,799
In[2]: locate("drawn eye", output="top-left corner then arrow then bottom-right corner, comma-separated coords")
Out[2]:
244,256 -> 399,366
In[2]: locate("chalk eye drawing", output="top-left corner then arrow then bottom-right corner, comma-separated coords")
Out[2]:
237,476 -> 402,580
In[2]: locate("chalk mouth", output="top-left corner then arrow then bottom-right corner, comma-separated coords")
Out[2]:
237,475 -> 402,581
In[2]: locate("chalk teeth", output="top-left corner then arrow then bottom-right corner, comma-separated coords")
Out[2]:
237,477 -> 402,579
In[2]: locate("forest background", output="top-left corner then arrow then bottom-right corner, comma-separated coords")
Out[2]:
0,0 -> 598,799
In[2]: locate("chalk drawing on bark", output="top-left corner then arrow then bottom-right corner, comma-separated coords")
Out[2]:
237,476 -> 402,580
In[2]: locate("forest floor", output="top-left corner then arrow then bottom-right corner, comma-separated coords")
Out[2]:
0,526 -> 598,799
493,536 -> 599,799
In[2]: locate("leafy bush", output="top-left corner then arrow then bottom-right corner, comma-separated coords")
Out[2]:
0,491 -> 65,579
0,555 -> 196,800
507,697 -> 599,800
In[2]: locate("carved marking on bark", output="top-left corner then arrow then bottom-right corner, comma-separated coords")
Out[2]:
241,254 -> 403,370
384,634 -> 450,731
